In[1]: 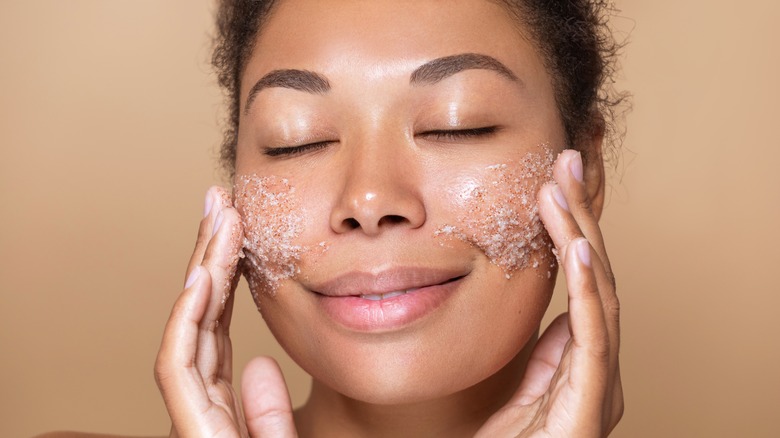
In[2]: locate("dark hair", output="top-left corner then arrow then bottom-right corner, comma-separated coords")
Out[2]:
212,0 -> 626,176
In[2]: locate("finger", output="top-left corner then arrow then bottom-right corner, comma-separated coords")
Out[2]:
555,151 -> 621,362
185,186 -> 233,285
538,180 -> 619,348
218,289 -> 236,382
513,313 -> 571,405
551,150 -> 617,304
154,266 -> 214,430
538,152 -> 620,374
563,238 -> 610,420
590,261 -> 622,435
242,357 -> 298,438
201,205 -> 244,315
195,205 -> 244,382
554,150 -> 610,270
538,150 -> 611,274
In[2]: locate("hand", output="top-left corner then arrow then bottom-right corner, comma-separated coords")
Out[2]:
154,187 -> 298,438
476,150 -> 623,437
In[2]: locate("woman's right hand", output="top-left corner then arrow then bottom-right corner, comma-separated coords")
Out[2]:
154,187 -> 298,437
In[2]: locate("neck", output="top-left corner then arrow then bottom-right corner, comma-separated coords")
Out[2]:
294,335 -> 537,438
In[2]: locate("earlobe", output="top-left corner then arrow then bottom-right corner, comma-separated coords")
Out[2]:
581,121 -> 606,221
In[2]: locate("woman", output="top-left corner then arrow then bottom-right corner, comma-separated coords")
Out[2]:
153,0 -> 625,436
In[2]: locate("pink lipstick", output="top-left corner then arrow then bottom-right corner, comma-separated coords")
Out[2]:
310,267 -> 467,332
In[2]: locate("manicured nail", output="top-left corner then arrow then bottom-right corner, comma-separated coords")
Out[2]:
204,190 -> 214,217
577,239 -> 591,267
552,185 -> 569,211
570,151 -> 584,183
212,210 -> 224,237
185,266 -> 202,288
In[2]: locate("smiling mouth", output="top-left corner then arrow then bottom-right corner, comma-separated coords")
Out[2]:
312,269 -> 468,332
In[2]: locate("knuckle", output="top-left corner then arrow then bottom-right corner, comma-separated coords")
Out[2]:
576,195 -> 593,212
607,270 -> 617,290
587,334 -> 611,362
605,295 -> 621,319
154,355 -> 186,394
194,217 -> 211,250
170,297 -> 190,319
153,358 -> 172,388
595,341 -> 611,363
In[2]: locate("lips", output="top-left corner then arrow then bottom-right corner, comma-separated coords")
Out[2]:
309,267 -> 467,332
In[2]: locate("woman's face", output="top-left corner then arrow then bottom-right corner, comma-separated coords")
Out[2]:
234,0 -> 566,404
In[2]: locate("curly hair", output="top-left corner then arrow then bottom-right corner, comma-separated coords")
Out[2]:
211,0 -> 626,176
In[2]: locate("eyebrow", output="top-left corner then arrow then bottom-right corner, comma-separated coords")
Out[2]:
244,69 -> 330,114
243,53 -> 518,115
410,53 -> 519,85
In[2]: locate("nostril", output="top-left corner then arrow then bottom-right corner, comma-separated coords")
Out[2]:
344,218 -> 360,229
379,215 -> 407,226
342,215 -> 406,231
380,214 -> 406,224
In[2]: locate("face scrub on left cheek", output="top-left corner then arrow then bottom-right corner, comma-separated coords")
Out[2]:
435,147 -> 556,279
233,175 -> 305,302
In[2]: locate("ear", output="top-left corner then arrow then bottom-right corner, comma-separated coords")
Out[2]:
579,119 -> 606,221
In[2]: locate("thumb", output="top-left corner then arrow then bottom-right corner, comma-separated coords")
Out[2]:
242,356 -> 298,438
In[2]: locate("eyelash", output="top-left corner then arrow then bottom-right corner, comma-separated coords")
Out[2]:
264,141 -> 332,157
420,126 -> 499,141
263,126 -> 498,157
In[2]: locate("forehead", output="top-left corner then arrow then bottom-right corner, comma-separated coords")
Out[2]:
242,0 -> 548,93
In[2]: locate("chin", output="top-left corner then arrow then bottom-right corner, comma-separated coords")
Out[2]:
307,346 -> 499,406
301,323 -> 538,408
282,312 -> 542,408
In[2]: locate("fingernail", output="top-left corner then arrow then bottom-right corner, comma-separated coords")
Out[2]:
552,185 -> 569,211
185,266 -> 201,288
212,210 -> 223,237
570,151 -> 584,183
204,190 -> 214,217
577,239 -> 591,267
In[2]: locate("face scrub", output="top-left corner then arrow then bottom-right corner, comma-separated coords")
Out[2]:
233,175 -> 306,303
434,147 -> 556,278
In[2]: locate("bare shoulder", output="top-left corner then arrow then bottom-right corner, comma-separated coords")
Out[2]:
34,433 -> 167,438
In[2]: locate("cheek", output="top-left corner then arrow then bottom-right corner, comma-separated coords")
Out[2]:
435,147 -> 556,277
233,175 -> 311,304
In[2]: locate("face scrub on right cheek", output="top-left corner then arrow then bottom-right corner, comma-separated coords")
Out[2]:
435,147 -> 556,278
233,175 -> 305,302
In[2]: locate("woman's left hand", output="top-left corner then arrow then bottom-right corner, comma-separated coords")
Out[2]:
476,150 -> 623,437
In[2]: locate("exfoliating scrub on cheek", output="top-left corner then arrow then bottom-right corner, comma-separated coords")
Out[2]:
233,175 -> 309,303
435,147 -> 556,278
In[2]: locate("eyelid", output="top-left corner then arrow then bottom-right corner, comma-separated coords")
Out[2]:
264,140 -> 334,157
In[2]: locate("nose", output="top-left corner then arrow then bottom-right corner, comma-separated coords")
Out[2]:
329,142 -> 426,236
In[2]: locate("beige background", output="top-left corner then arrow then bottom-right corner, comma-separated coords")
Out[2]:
1,1 -> 778,437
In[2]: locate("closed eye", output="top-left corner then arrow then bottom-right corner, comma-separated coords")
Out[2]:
264,126 -> 498,156
264,140 -> 333,157
419,126 -> 499,141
